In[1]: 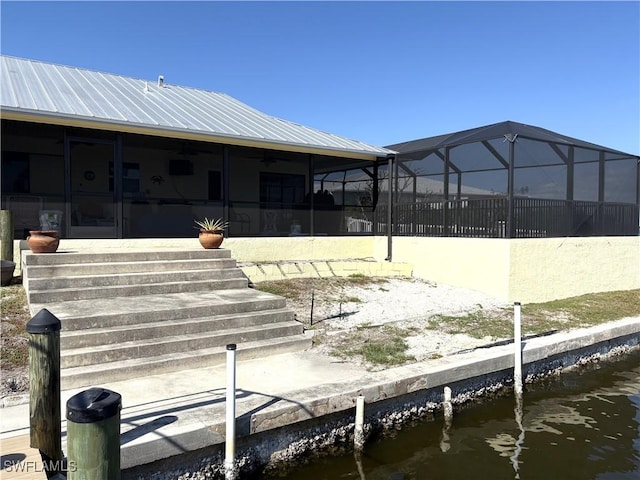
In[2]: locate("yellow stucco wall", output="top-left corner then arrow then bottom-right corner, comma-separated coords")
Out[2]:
223,236 -> 374,262
374,236 -> 639,303
374,236 -> 511,301
12,235 -> 639,304
508,237 -> 640,303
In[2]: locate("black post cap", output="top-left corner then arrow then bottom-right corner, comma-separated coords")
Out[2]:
226,344 -> 237,351
26,309 -> 61,334
66,388 -> 122,423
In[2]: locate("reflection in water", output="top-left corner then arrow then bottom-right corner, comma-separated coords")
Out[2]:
278,350 -> 640,480
509,393 -> 525,479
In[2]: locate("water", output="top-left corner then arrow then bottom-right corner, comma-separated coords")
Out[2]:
277,350 -> 640,480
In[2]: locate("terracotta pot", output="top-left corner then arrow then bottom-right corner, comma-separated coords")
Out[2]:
198,230 -> 224,249
27,230 -> 60,253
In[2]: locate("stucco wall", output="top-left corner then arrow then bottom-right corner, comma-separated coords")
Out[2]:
508,237 -> 640,303
13,235 -> 639,304
375,236 -> 511,301
374,236 -> 639,303
224,236 -> 374,262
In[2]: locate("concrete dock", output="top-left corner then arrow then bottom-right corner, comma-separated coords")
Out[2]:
1,316 -> 639,479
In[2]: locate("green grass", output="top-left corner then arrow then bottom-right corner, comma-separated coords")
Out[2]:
254,280 -> 300,298
429,310 -> 514,339
339,325 -> 415,367
525,289 -> 640,326
1,285 -> 30,369
428,289 -> 640,340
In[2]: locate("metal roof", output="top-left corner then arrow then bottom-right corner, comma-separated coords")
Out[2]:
387,120 -> 635,159
0,55 -> 395,158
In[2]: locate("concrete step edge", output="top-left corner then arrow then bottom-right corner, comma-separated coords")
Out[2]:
60,336 -> 312,389
60,309 -> 295,348
27,278 -> 250,302
23,249 -> 233,265
25,258 -> 238,277
32,294 -> 288,330
62,320 -> 304,357
27,268 -> 246,288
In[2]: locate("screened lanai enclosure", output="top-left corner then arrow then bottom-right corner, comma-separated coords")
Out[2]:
1,119 -> 389,240
369,121 -> 639,238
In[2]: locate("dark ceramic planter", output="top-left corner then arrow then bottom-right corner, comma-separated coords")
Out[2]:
0,260 -> 15,286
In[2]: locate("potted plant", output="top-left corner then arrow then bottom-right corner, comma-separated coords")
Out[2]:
194,217 -> 228,249
27,230 -> 60,253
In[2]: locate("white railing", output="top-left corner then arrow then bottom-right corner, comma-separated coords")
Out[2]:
346,217 -> 373,233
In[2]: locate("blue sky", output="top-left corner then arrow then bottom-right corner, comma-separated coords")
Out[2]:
1,1 -> 639,154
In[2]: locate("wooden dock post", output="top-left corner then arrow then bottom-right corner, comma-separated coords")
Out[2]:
0,209 -> 13,262
27,309 -> 63,463
66,388 -> 122,480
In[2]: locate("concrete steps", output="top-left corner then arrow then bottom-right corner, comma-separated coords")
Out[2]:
22,248 -> 310,389
60,335 -> 311,389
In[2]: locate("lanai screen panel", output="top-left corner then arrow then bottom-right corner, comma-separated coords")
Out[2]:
515,138 -> 568,200
449,140 -> 509,197
604,156 -> 637,203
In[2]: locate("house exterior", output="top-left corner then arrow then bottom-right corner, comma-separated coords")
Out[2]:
2,55 -> 638,303
1,55 -> 394,240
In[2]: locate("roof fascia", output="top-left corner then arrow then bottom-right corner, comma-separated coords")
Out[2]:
2,109 -> 392,162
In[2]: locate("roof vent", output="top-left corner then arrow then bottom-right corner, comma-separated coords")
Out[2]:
157,75 -> 164,88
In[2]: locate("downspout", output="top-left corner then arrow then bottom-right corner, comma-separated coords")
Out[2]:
386,154 -> 395,261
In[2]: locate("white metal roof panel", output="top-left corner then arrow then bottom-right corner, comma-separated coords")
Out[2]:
1,55 -> 395,157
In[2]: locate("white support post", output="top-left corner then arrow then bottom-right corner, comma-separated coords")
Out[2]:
440,386 -> 453,452
443,386 -> 453,421
514,302 -> 523,396
225,344 -> 237,480
354,395 -> 365,450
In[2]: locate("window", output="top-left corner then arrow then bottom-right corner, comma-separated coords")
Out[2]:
260,173 -> 305,207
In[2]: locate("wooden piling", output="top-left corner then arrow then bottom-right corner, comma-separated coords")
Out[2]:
66,388 -> 122,480
0,209 -> 14,261
27,309 -> 62,462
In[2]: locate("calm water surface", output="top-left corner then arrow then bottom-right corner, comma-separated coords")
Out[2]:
278,350 -> 640,480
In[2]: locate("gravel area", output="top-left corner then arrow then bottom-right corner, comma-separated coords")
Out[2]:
281,277 -> 510,365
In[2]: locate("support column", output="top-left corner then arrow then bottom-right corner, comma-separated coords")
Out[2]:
506,134 -> 517,238
386,155 -> 394,261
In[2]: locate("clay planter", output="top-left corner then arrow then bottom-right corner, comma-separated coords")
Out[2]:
27,230 -> 60,253
198,230 -> 224,249
1,260 -> 15,286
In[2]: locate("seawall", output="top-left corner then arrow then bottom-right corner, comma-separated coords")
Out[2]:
122,316 -> 640,479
